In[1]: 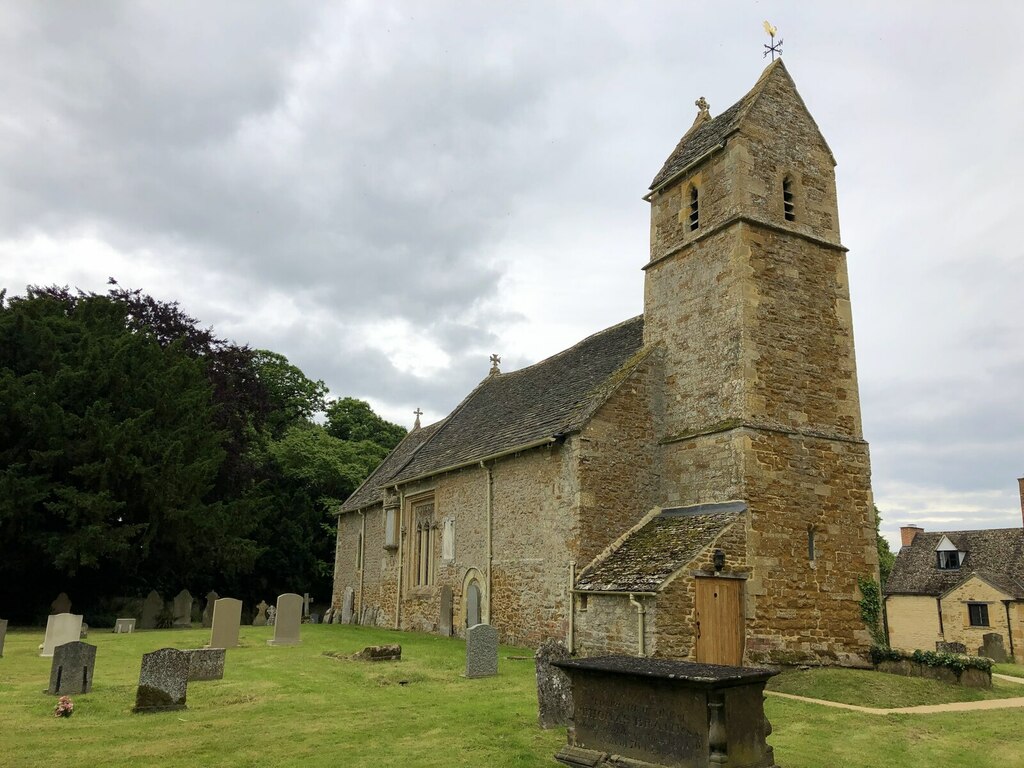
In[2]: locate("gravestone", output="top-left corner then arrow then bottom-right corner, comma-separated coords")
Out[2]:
41,613 -> 83,657
80,622 -> 89,639
114,618 -> 136,634
936,641 -> 967,654
202,591 -> 219,628
267,605 -> 277,626
322,607 -> 334,625
253,600 -> 269,626
267,593 -> 301,646
341,587 -> 355,624
465,623 -> 498,678
439,586 -> 453,637
980,633 -> 1009,663
466,581 -> 482,627
50,592 -> 72,615
535,639 -> 573,729
352,644 -> 402,662
140,590 -> 163,629
0,618 -> 7,657
133,648 -> 189,713
209,597 -> 242,649
185,648 -> 226,681
552,656 -> 779,768
172,590 -> 194,628
47,641 -> 97,695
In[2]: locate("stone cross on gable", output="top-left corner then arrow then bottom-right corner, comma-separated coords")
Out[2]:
489,354 -> 501,376
413,408 -> 423,430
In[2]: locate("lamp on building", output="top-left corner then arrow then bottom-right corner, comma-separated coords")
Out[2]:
713,548 -> 726,572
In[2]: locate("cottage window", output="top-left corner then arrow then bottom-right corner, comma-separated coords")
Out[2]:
783,176 -> 795,221
968,603 -> 989,627
688,186 -> 700,231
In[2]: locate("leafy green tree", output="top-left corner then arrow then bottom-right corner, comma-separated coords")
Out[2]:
874,505 -> 896,586
252,350 -> 328,437
325,397 -> 406,450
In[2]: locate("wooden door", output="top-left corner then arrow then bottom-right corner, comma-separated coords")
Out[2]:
695,576 -> 745,666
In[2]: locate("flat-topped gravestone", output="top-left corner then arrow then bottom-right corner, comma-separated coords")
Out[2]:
50,592 -> 72,615
352,644 -> 402,662
185,648 -> 225,681
47,641 -> 96,695
0,619 -> 7,657
202,591 -> 219,628
114,618 -> 136,634
341,587 -> 354,624
439,585 -> 453,637
535,639 -> 573,729
140,590 -> 163,629
209,598 -> 242,649
41,613 -> 83,657
465,623 -> 498,678
133,648 -> 189,713
268,593 -> 301,646
172,590 -> 194,628
980,632 -> 1008,663
552,656 -> 779,768
253,600 -> 268,626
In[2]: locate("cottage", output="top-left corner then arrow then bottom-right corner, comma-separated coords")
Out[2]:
332,59 -> 879,665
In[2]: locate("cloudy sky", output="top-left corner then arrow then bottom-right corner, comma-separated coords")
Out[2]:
2,1 -> 1022,547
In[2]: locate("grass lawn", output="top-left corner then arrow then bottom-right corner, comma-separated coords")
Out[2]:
993,662 -> 1024,679
1,625 -> 1023,767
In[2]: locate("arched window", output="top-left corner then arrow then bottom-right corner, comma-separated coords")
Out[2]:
689,186 -> 700,231
783,176 -> 795,222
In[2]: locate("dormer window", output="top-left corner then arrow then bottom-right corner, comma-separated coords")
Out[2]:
783,177 -> 795,222
935,535 -> 964,570
689,186 -> 699,231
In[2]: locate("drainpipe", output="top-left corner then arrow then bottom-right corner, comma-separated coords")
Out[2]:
629,593 -> 646,657
394,487 -> 405,630
567,561 -> 576,654
1006,601 -> 1016,661
357,511 -> 366,623
480,461 -> 493,624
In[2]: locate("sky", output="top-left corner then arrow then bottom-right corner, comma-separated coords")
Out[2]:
2,1 -> 1022,549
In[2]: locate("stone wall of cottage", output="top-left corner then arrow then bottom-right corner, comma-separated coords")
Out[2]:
573,593 -> 655,657
940,577 -> 1016,658
885,595 -> 942,654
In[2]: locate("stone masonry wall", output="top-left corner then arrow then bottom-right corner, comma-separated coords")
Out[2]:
940,577 -> 1015,658
885,595 -> 942,653
573,593 -> 655,657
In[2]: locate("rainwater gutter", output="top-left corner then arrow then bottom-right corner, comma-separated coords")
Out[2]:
480,461 -> 493,624
567,561 -> 576,654
394,485 -> 404,630
358,510 -> 366,621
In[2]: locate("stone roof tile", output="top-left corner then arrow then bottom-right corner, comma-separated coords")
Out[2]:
884,528 -> 1024,597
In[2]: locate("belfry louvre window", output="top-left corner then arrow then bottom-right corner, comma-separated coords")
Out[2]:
783,177 -> 795,221
968,603 -> 990,627
689,186 -> 700,231
412,499 -> 435,587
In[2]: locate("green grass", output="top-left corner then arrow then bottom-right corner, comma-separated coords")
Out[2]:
993,662 -> 1024,679
767,666 -> 1024,708
2,626 -> 1024,767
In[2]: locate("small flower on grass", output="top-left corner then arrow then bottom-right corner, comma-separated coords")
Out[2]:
54,696 -> 74,718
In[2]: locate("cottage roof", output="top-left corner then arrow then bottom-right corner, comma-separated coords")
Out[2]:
575,503 -> 744,593
884,528 -> 1024,598
337,315 -> 647,514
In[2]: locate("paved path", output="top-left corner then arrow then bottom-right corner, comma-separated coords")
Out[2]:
766,673 -> 1024,715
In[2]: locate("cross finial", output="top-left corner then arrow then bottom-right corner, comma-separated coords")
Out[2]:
762,21 -> 783,61
413,407 -> 423,429
489,354 -> 501,376
695,97 -> 710,117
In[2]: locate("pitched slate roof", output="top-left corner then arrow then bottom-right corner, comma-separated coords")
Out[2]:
575,503 -> 744,593
884,528 -> 1024,599
337,316 -> 647,513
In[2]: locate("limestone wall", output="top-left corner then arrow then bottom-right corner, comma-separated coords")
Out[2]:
885,595 -> 942,653
573,593 -> 654,657
939,577 -> 1014,656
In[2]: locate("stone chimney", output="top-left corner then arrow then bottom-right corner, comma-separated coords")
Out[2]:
1018,477 -> 1024,527
900,524 -> 923,547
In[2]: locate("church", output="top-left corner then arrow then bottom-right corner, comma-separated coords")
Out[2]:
331,59 -> 879,666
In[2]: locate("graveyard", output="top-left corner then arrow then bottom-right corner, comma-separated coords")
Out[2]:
1,623 -> 1023,767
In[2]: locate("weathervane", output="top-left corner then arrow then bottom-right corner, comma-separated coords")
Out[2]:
762,21 -> 782,61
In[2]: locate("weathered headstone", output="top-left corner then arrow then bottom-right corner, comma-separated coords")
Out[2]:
267,593 -> 301,646
0,619 -> 7,657
465,623 -> 498,678
202,591 -> 219,628
114,618 -> 136,634
341,587 -> 355,624
80,622 -> 89,639
185,648 -> 226,681
253,600 -> 268,627
466,581 -> 482,627
303,592 -> 312,617
535,639 -> 573,729
140,590 -> 163,629
172,589 -> 194,628
50,592 -> 72,615
41,613 -> 83,657
352,644 -> 402,662
439,586 -> 453,637
322,607 -> 334,625
209,597 -> 242,649
980,633 -> 1009,663
47,641 -> 97,695
267,605 -> 277,626
133,648 -> 189,713
936,641 -> 967,655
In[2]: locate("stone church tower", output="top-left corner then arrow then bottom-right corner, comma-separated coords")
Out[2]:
642,59 -> 878,661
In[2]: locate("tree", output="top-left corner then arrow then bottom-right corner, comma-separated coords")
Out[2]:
325,397 -> 406,450
251,349 -> 328,437
874,505 -> 896,586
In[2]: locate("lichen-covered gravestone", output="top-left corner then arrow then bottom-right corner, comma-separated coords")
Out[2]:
50,592 -> 72,615
202,591 -> 219,628
352,644 -> 402,662
465,624 -> 498,678
0,619 -> 7,657
268,593 -> 301,646
140,590 -> 163,629
253,600 -> 269,627
439,586 -> 453,638
41,614 -> 83,657
172,590 -> 194,628
185,648 -> 226,681
535,639 -> 573,729
980,633 -> 1009,663
209,597 -> 243,649
114,618 -> 136,634
47,641 -> 97,695
341,587 -> 355,624
133,648 -> 189,713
